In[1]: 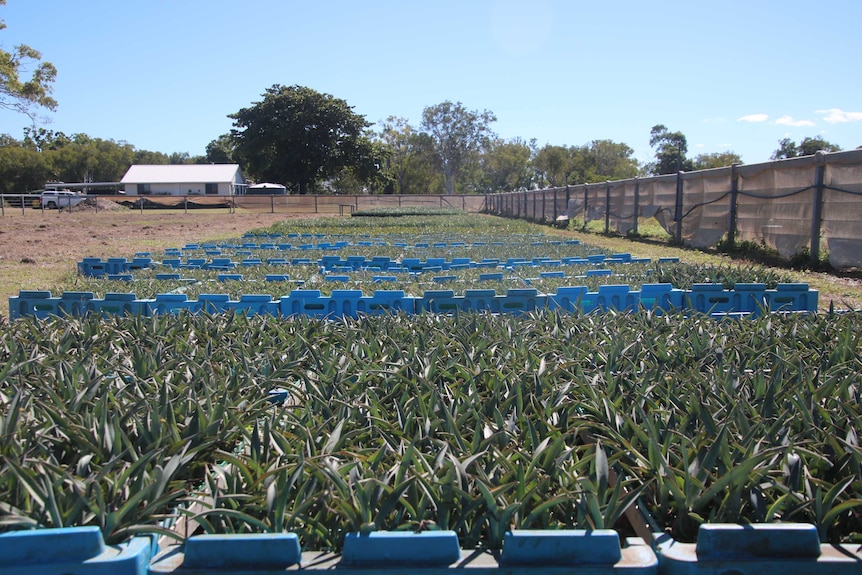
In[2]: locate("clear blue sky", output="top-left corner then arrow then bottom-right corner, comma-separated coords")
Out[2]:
3,0 -> 860,166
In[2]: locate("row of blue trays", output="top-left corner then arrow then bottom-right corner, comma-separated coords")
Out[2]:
77,254 -> 675,277
9,283 -> 818,320
1,524 -> 859,574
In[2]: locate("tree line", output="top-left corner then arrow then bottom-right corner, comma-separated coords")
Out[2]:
0,85 -> 849,196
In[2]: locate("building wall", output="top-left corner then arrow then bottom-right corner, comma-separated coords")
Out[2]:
124,182 -> 235,196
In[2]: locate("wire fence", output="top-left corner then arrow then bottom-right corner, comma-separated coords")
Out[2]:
486,149 -> 862,269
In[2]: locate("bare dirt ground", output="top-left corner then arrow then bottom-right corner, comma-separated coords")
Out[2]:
1,201 -> 860,318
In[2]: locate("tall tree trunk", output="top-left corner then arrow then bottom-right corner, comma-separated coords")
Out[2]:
443,164 -> 455,195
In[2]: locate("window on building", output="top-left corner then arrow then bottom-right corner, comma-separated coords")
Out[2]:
137,184 -> 151,195
205,183 -> 219,195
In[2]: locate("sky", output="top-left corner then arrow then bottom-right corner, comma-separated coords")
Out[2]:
2,0 -> 861,166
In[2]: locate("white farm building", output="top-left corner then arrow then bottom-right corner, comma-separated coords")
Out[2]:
121,164 -> 247,196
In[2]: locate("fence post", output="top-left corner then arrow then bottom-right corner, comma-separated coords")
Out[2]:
1,195 -> 5,217
728,164 -> 739,245
633,178 -> 640,236
184,196 -> 188,214
583,186 -> 588,229
674,171 -> 684,243
314,195 -> 318,213
604,183 -> 611,234
565,185 -> 570,220
811,157 -> 826,264
553,188 -> 558,220
537,190 -> 543,222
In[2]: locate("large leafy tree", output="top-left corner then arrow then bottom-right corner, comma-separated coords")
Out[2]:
771,136 -> 841,160
692,151 -> 743,169
533,144 -> 577,188
377,116 -> 442,194
585,139 -> 640,181
205,134 -> 235,164
230,85 -> 380,194
0,1 -> 57,122
648,124 -> 693,175
476,137 -> 534,193
421,101 -> 496,195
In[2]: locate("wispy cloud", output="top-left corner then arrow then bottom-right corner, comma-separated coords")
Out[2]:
775,115 -> 815,127
738,113 -> 769,123
816,108 -> 862,123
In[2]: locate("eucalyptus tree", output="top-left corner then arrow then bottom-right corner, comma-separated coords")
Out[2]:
477,137 -> 534,193
421,101 -> 496,194
585,139 -> 640,181
692,151 -> 743,169
648,124 -> 693,174
0,0 -> 57,122
771,137 -> 841,160
377,116 -> 442,195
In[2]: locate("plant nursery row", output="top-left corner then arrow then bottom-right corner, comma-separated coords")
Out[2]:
0,213 -> 859,573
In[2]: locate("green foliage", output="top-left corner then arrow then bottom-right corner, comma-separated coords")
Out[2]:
2,310 -> 861,546
377,116 -> 443,195
692,151 -> 743,170
533,140 -> 639,188
771,136 -> 842,160
648,124 -> 693,175
0,1 -> 57,122
421,101 -> 497,195
0,130 -> 185,193
230,85 -> 384,195
475,137 -> 534,193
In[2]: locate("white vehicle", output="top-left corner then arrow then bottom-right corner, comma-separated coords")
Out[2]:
39,190 -> 87,209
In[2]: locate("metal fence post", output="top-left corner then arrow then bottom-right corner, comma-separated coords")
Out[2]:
583,186 -> 588,229
565,185 -> 570,219
811,158 -> 826,264
633,178 -> 640,236
553,188 -> 558,220
605,183 -> 611,234
728,164 -> 739,245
